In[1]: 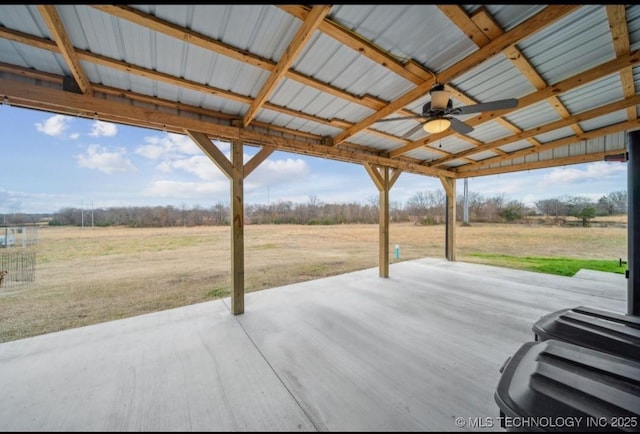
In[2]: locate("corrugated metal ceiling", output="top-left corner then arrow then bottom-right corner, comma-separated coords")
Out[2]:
0,4 -> 637,180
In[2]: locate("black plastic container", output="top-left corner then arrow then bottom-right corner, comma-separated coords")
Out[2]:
532,305 -> 640,361
495,339 -> 640,432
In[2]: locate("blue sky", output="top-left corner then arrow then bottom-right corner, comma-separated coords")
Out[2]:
0,104 -> 628,214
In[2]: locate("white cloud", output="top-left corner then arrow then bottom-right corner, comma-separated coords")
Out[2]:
464,174 -> 529,198
158,155 -> 226,181
541,162 -> 625,187
35,114 -> 72,136
75,144 -> 137,174
247,157 -> 309,187
89,120 -> 118,137
135,132 -> 204,160
143,179 -> 228,198
142,141 -> 309,189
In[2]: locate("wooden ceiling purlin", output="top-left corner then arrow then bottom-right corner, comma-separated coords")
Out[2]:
391,48 -> 640,162
455,149 -> 631,179
0,24 -> 329,124
3,5 -> 586,169
0,4 -> 634,182
0,62 -> 321,139
0,74 -> 454,179
0,21 -> 425,150
453,119 -> 637,176
241,5 -> 331,128
448,5 -> 560,147
89,5 -> 421,131
437,93 -> 640,168
310,5 -> 577,147
37,5 -> 93,97
278,5 -> 432,85
606,5 -> 637,122
382,5 -> 580,158
0,61 -> 423,173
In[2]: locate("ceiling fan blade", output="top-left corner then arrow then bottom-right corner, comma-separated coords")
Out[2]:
456,98 -> 518,115
401,122 -> 426,139
375,115 -> 425,123
449,117 -> 474,135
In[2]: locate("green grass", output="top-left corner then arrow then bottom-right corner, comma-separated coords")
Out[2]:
466,253 -> 627,277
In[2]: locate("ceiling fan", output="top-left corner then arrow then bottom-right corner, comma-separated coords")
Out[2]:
375,83 -> 518,137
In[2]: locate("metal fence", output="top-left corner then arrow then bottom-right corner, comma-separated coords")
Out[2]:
0,251 -> 36,287
1,226 -> 39,248
0,227 -> 39,288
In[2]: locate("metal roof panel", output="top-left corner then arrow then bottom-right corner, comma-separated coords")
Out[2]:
329,4 -> 478,72
518,6 -> 614,85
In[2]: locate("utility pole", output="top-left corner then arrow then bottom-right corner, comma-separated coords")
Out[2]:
463,178 -> 469,225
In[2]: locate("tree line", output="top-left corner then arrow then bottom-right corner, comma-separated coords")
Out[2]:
2,190 -> 627,228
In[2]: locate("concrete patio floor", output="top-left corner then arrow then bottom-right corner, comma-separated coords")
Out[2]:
0,258 -> 628,432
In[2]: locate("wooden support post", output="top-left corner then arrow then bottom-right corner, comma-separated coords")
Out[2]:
627,130 -> 639,315
379,167 -> 390,277
186,130 -> 274,315
440,176 -> 456,261
365,163 -> 401,277
230,140 -> 245,314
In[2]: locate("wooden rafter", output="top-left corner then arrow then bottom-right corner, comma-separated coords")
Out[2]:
389,48 -> 640,162
456,148 -> 631,178
0,4 -> 633,182
390,5 -> 585,159
450,97 -> 640,171
89,5 -> 419,127
454,119 -> 637,176
37,5 -> 93,96
428,51 -> 640,167
243,5 -> 331,127
607,5 -> 636,121
0,76 -> 453,178
279,5 -> 433,85
332,5 -> 578,147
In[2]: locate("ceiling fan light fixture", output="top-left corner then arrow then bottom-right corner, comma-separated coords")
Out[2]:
430,89 -> 450,110
423,118 -> 451,134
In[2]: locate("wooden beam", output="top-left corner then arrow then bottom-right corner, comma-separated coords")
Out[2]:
390,48 -> 640,159
0,24 -> 360,130
0,21 -> 426,144
439,176 -> 456,261
364,163 -> 401,278
243,5 -> 331,127
279,5 -> 430,85
185,130 -> 233,178
92,5 -> 275,71
467,6 -> 582,140
230,140 -> 245,315
0,76 -> 458,178
607,5 -> 636,121
37,5 -> 93,96
436,92 -> 640,167
454,120 -> 636,176
439,5 -> 491,46
455,150 -> 629,179
389,167 -> 402,189
333,5 -> 578,146
244,146 -> 275,178
186,131 -> 274,316
90,5 -> 419,124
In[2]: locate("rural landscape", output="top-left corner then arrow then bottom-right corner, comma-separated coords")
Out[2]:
0,207 -> 627,343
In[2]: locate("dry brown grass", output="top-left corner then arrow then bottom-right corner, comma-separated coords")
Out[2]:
0,221 -> 627,343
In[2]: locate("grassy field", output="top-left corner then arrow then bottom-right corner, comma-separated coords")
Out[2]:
0,220 -> 627,343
